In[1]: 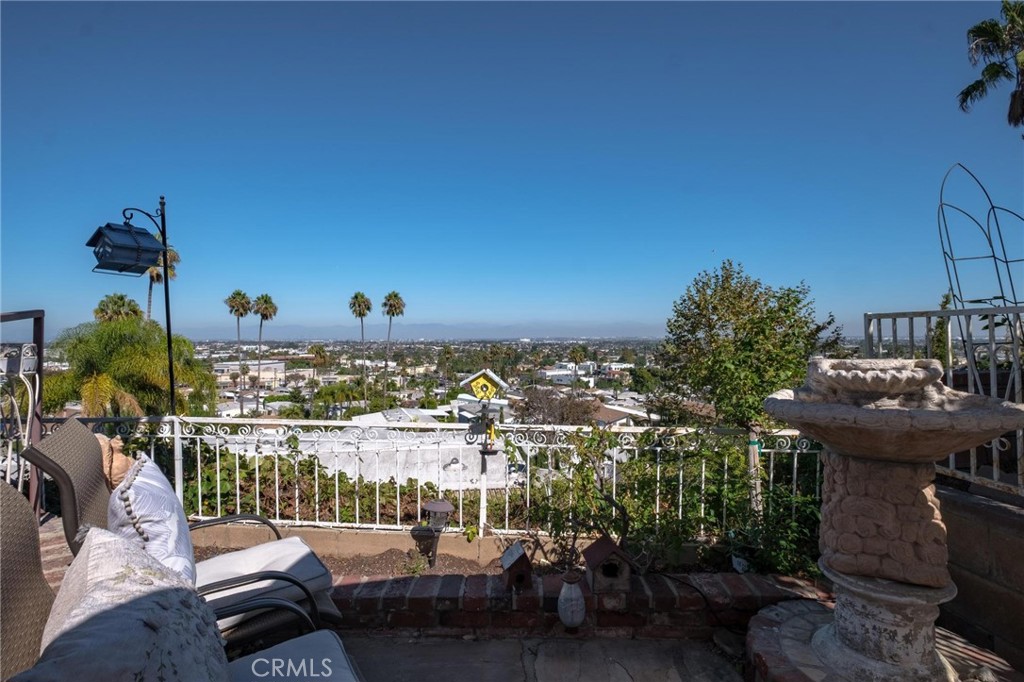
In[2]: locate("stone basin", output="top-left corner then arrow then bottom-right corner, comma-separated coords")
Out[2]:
764,358 -> 1024,462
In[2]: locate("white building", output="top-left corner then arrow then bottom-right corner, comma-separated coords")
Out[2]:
212,360 -> 287,389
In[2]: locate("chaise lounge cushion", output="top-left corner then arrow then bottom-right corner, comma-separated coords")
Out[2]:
13,527 -> 229,682
108,454 -> 196,583
197,535 -> 334,628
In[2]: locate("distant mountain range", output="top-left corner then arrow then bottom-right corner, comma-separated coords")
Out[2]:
174,321 -> 665,342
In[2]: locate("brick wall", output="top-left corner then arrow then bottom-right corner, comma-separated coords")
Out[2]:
938,484 -> 1024,671
330,571 -> 818,639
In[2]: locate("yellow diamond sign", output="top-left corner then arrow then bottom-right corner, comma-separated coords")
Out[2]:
469,375 -> 499,401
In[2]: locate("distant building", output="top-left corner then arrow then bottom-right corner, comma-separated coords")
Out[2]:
213,360 -> 287,389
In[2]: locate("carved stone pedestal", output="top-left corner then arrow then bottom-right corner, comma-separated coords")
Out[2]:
812,563 -> 957,682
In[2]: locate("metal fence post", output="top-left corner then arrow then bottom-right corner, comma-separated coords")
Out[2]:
173,416 -> 184,505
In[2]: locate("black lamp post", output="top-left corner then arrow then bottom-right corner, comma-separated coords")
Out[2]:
86,196 -> 176,415
411,499 -> 454,567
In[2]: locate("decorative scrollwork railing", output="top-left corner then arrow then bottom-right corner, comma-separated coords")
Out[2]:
32,416 -> 822,535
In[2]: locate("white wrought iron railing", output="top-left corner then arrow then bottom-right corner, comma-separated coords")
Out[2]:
37,417 -> 821,536
864,305 -> 1023,497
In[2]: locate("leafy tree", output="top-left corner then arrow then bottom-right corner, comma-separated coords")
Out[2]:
518,387 -> 597,425
46,318 -> 215,416
252,293 -> 277,413
929,292 -> 953,364
957,0 -> 1024,128
348,292 -> 372,404
93,293 -> 142,322
225,290 -> 251,412
145,236 -> 179,321
658,260 -> 841,433
382,291 -> 405,395
628,366 -> 660,395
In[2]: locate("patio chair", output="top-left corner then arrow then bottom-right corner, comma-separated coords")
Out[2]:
1,481 -> 363,681
18,418 -> 343,640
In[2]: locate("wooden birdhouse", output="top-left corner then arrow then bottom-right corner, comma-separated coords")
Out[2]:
500,541 -> 533,591
582,535 -> 631,593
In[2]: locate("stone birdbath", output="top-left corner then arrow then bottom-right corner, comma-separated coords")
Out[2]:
763,358 -> 1024,682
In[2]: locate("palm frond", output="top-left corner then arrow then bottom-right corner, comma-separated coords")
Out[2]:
967,18 -> 1011,65
112,389 -> 144,417
80,373 -> 116,417
961,60 -> 1016,111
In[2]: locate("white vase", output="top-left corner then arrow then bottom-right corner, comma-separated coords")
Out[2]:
557,572 -> 586,630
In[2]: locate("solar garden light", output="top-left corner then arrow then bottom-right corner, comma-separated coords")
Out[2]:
85,197 -> 176,415
411,499 -> 454,567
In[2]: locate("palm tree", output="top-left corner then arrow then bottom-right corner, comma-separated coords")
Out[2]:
958,0 -> 1024,127
48,317 -> 216,417
225,290 -> 251,412
309,344 -> 328,378
381,291 -> 405,397
145,237 -> 179,321
348,292 -> 372,404
569,344 -> 587,395
94,293 -> 143,322
252,293 -> 278,415
438,344 -> 455,383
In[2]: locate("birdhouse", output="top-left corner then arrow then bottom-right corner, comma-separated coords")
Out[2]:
85,222 -> 164,275
582,535 -> 631,593
500,541 -> 533,591
459,369 -> 510,401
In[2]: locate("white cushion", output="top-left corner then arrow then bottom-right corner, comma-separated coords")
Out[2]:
196,535 -> 333,627
108,455 -> 196,584
229,630 -> 359,682
13,528 -> 228,682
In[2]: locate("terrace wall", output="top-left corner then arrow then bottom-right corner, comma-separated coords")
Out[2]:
328,571 -> 821,639
938,484 -> 1024,671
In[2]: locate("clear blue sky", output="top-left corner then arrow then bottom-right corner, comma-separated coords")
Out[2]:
2,1 -> 1020,341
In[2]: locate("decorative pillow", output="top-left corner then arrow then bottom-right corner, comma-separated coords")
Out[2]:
12,527 -> 228,682
95,434 -> 133,491
108,455 -> 197,584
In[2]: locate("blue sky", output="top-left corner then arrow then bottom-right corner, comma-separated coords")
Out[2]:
2,2 -> 1020,341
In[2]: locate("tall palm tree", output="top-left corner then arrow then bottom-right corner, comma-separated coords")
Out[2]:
569,344 -> 587,395
252,293 -> 277,415
958,0 -> 1024,127
381,291 -> 405,398
94,293 -> 143,322
225,290 -> 251,413
145,237 -> 179,321
348,292 -> 372,404
438,344 -> 455,382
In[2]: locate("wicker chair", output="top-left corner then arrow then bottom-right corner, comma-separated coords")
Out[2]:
19,418 -> 343,640
0,482 -> 55,679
